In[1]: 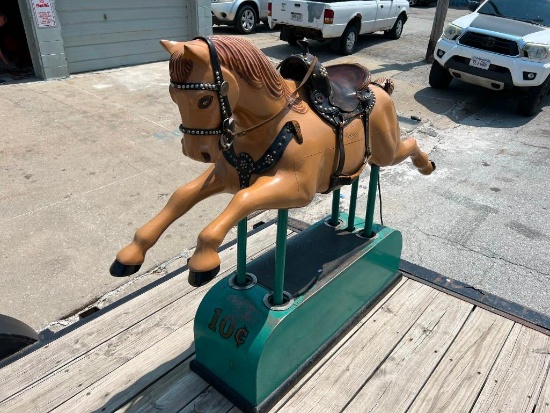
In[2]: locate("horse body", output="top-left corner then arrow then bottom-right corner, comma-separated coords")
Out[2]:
111,36 -> 434,286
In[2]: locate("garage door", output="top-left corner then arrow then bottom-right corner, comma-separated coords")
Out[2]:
56,0 -> 190,74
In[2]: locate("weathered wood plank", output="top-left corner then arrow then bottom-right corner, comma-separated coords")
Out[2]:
273,280 -> 438,412
178,387 -> 233,413
115,359 -> 208,413
534,366 -> 550,413
2,288 -> 201,412
407,307 -> 515,413
342,292 -> 473,412
471,323 -> 550,413
51,327 -> 195,412
116,277 -> 409,412
0,224 -> 282,404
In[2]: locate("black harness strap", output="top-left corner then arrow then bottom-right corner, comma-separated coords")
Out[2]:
223,121 -> 300,189
323,89 -> 375,194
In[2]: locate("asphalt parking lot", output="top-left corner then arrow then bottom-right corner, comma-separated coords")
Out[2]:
1,4 -> 548,334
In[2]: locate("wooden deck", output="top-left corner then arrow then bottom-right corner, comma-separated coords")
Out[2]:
1,222 -> 549,413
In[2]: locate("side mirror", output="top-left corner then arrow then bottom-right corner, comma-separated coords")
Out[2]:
468,1 -> 481,12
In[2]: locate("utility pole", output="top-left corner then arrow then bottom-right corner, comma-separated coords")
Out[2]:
425,0 -> 451,63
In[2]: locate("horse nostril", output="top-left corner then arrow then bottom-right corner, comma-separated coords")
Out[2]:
202,152 -> 211,162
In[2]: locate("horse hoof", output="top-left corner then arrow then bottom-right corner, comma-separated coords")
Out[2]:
188,265 -> 220,287
110,259 -> 142,277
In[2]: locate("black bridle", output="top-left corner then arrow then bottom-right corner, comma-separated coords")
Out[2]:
170,36 -> 235,151
170,36 -> 316,153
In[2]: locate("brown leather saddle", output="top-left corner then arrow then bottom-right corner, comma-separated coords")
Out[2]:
279,43 -> 376,192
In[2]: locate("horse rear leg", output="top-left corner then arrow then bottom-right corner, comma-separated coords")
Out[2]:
391,137 -> 435,175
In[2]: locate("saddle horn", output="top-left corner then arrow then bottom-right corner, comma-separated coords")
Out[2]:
297,40 -> 310,56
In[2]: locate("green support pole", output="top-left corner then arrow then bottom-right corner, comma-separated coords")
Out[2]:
236,217 -> 248,286
273,209 -> 288,305
364,165 -> 380,238
328,188 -> 341,226
347,179 -> 359,231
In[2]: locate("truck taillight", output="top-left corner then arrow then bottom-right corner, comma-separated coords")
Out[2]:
268,2 -> 272,17
324,9 -> 334,24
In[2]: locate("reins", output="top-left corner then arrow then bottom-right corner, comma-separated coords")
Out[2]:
229,55 -> 318,140
170,36 -> 317,150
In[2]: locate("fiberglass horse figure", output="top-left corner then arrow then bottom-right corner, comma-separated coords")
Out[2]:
110,36 -> 435,287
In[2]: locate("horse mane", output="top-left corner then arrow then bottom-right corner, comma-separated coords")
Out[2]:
169,36 -> 306,113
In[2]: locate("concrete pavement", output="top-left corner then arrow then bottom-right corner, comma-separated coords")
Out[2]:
1,5 -> 549,334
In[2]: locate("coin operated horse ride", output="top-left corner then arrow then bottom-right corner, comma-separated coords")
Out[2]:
110,36 -> 435,412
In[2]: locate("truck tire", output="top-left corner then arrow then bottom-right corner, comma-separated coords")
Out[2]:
517,76 -> 550,116
339,24 -> 359,55
281,26 -> 302,46
429,61 -> 453,89
0,314 -> 39,361
386,14 -> 405,40
234,5 -> 257,34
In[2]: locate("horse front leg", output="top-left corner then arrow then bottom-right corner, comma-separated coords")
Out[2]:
110,165 -> 226,277
188,173 -> 314,287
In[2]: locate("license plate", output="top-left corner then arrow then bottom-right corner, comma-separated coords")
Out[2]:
291,12 -> 302,22
470,56 -> 490,70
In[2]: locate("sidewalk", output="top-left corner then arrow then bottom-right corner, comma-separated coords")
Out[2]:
0,61 -> 233,331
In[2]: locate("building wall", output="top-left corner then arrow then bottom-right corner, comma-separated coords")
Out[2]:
17,0 -> 69,79
16,0 -> 213,80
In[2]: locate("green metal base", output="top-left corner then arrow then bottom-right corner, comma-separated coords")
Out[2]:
191,216 -> 402,412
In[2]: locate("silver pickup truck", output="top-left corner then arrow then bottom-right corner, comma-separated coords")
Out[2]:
268,0 -> 409,55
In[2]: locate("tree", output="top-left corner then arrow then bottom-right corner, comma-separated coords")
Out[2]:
425,0 -> 451,63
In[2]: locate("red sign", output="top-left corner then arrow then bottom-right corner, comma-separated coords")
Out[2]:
31,0 -> 57,28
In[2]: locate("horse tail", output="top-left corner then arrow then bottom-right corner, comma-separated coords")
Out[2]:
372,77 -> 395,96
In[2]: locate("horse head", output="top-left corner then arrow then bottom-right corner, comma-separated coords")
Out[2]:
160,38 -> 241,164
161,37 -> 306,165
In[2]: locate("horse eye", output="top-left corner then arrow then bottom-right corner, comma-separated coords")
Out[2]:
198,96 -> 213,109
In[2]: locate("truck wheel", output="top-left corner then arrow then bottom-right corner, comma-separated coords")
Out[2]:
429,61 -> 453,89
339,24 -> 359,55
234,5 -> 257,34
517,76 -> 550,116
0,314 -> 39,361
386,15 -> 405,40
281,26 -> 302,46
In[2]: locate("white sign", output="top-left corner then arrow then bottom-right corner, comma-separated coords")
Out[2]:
30,0 -> 57,28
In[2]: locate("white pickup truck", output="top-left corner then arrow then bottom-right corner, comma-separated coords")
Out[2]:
267,0 -> 409,55
430,0 -> 550,116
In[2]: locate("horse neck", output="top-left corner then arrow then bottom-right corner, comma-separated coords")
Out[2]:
231,76 -> 289,130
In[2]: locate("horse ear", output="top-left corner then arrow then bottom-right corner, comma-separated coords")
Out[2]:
160,39 -> 183,55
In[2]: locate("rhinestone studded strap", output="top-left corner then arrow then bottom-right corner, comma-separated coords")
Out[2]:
170,36 -> 234,142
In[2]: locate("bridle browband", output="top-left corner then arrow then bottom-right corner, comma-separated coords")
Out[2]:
171,36 -> 235,151
169,36 -> 317,152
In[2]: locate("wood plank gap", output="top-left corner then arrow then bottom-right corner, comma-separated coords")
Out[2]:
0,224 -> 283,402
1,305 -> 199,412
52,229 -> 293,413
534,361 -> 550,413
402,304 -> 477,413
406,307 -> 515,413
466,320 -> 518,413
51,324 -> 197,412
340,292 -> 474,413
115,359 -> 209,413
470,324 -> 550,413
338,306 -> 435,413
273,280 -> 439,412
177,386 -> 233,413
271,277 -> 410,411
